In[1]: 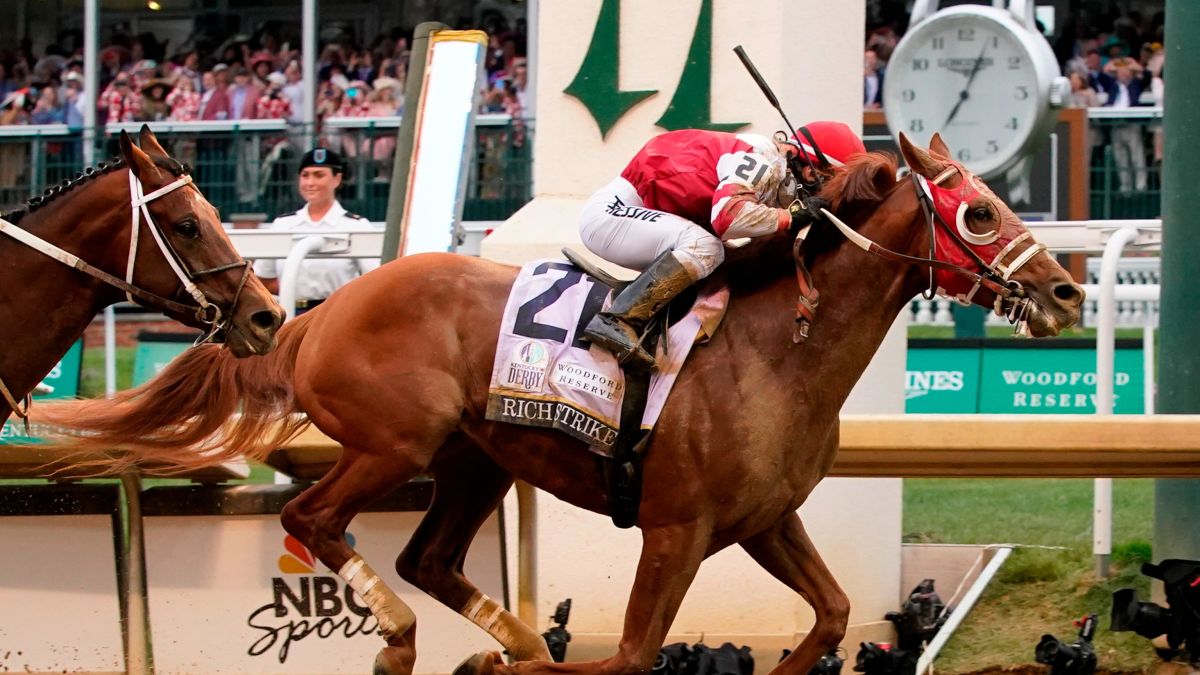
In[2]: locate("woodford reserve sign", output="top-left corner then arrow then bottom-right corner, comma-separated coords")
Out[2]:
905,338 -> 1146,414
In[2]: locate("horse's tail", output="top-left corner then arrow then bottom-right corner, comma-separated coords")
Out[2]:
35,312 -> 317,475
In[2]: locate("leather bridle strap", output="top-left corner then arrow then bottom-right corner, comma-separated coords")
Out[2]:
817,205 -> 1016,299
0,377 -> 30,430
127,171 -> 254,329
912,173 -> 998,284
128,173 -> 215,314
791,225 -> 820,343
0,216 -> 199,315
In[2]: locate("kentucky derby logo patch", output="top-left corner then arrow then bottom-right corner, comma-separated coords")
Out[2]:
503,340 -> 548,391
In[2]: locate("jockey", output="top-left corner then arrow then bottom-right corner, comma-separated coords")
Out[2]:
579,121 -> 867,370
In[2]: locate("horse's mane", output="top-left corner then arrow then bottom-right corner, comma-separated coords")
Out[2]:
818,152 -> 900,214
2,153 -> 188,225
722,152 -> 904,287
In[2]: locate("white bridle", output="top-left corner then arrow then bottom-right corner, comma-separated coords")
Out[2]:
126,170 -> 220,322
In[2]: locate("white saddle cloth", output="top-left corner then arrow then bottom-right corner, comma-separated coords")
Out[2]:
485,259 -> 728,455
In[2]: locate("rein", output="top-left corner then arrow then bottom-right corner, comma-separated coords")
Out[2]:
0,167 -> 251,423
791,165 -> 1046,342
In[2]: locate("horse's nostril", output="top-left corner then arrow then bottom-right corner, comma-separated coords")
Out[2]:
1053,282 -> 1085,306
250,309 -> 281,332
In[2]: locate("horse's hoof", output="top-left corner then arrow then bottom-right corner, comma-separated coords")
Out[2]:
452,650 -> 500,675
373,644 -> 415,675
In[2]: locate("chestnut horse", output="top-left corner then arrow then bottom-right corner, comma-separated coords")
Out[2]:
39,134 -> 1083,674
0,126 -> 281,426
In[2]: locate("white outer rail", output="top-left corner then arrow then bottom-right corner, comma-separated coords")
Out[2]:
1092,227 -> 1144,578
1023,219 -> 1161,252
277,235 -> 354,321
916,546 -> 1013,673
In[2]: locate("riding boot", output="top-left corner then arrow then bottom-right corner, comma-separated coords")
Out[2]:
583,250 -> 695,371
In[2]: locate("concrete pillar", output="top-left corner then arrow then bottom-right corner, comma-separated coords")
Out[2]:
1154,0 -> 1200,564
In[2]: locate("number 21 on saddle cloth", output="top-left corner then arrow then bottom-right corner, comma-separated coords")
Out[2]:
484,259 -> 728,452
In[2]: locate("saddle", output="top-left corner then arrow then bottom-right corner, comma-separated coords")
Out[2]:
562,248 -> 699,331
562,248 -> 696,528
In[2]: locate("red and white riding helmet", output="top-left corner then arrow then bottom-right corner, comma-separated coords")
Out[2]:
789,120 -> 867,169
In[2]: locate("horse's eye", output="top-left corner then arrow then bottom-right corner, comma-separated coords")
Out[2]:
174,220 -> 199,239
972,208 -> 990,221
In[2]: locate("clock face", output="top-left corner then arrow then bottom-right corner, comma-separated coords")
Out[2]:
883,11 -> 1042,178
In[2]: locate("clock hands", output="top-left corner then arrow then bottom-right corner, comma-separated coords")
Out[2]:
943,42 -> 989,129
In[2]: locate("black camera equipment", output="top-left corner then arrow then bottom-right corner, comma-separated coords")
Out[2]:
541,598 -> 572,663
1111,559 -> 1200,661
885,579 -> 949,651
779,647 -> 844,674
853,642 -> 917,675
795,648 -> 844,675
652,643 -> 690,674
652,642 -> 753,675
1034,614 -> 1097,675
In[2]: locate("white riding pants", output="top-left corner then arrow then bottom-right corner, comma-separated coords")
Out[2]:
579,177 -> 724,280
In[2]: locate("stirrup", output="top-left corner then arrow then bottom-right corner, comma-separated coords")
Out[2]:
584,315 -> 656,370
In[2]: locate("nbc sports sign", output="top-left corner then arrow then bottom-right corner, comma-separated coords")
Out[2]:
142,487 -> 506,674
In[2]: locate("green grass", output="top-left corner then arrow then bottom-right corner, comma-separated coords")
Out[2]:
79,346 -> 135,397
904,478 -> 1159,671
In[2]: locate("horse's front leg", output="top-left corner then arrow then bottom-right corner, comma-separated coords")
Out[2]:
456,519 -> 712,675
740,511 -> 850,674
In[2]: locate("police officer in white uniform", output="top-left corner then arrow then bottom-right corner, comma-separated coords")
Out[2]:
253,147 -> 380,314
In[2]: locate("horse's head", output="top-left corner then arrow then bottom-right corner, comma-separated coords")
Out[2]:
119,126 -> 282,356
896,132 -> 1084,336
818,133 -> 1082,338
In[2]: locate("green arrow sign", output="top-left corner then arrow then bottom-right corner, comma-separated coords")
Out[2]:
656,0 -> 749,132
563,0 -> 658,139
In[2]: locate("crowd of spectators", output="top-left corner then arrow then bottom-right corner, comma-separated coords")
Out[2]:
0,13 -> 529,130
0,15 -> 530,206
863,5 -> 1166,193
1059,10 -> 1165,193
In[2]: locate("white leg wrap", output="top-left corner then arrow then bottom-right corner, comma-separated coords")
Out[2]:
460,591 -> 551,660
462,591 -> 505,632
339,554 -> 416,640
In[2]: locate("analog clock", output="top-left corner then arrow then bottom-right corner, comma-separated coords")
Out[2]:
883,1 -> 1068,179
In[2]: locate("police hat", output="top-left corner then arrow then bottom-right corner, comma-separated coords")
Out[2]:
299,147 -> 344,174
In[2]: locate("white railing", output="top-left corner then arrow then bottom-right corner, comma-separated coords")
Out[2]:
1087,106 -> 1163,120
322,112 -> 519,129
1082,256 -> 1159,328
